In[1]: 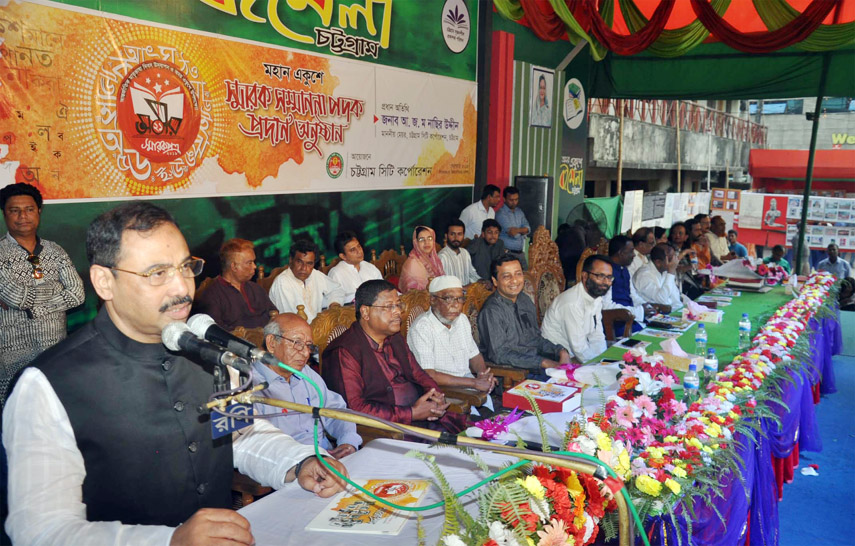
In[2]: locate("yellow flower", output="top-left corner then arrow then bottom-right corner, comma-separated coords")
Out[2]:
647,446 -> 665,460
664,479 -> 681,495
671,466 -> 687,479
518,475 -> 545,500
636,475 -> 662,497
597,433 -> 613,453
664,436 -> 678,443
703,446 -> 714,454
616,450 -> 631,477
526,538 -> 535,546
565,472 -> 584,497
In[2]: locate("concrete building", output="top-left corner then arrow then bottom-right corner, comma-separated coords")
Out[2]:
585,99 -> 762,197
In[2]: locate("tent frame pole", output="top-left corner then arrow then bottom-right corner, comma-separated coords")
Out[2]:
795,55 -> 830,275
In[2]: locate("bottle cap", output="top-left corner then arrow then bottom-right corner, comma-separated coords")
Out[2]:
698,323 -> 705,329
708,348 -> 716,355
688,363 -> 697,371
742,313 -> 749,318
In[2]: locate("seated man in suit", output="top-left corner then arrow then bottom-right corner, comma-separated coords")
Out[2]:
252,313 -> 362,459
270,239 -> 345,322
194,238 -> 277,330
322,279 -> 466,434
327,231 -> 383,304
541,255 -> 610,363
478,255 -> 570,376
407,276 -> 496,413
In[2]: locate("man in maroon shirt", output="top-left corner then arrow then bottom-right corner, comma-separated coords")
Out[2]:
322,279 -> 466,435
194,239 -> 277,330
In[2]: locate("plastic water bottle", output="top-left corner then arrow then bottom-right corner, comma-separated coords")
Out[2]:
683,363 -> 700,403
695,324 -> 707,356
703,348 -> 719,382
738,313 -> 751,351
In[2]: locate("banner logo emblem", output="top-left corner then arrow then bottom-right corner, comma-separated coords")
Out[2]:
117,60 -> 202,163
442,0 -> 470,54
326,152 -> 344,178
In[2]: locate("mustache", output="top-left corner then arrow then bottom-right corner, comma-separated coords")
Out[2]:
159,295 -> 193,313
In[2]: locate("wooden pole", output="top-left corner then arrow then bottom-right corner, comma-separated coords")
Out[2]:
676,101 -> 682,193
617,99 -> 625,196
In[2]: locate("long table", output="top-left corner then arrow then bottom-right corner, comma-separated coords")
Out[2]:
239,439 -> 512,545
239,286 -> 841,545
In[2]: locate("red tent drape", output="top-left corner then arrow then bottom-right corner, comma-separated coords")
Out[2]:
583,0 -> 676,55
689,0 -> 837,53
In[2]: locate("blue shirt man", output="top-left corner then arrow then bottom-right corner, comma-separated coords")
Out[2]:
252,313 -> 362,459
495,187 -> 531,266
727,229 -> 748,258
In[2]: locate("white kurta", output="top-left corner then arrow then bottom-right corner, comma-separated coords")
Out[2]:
269,268 -> 345,322
632,262 -> 683,309
327,260 -> 383,303
540,283 -> 607,363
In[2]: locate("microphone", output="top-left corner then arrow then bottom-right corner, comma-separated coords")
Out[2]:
187,314 -> 278,366
162,321 -> 252,375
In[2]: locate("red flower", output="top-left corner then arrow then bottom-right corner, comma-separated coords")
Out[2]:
483,541 -> 499,546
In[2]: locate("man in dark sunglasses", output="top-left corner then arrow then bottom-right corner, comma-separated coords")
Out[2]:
0,182 -> 84,406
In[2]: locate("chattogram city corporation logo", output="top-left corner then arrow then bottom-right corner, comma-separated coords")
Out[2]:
326,152 -> 343,178
117,60 -> 201,163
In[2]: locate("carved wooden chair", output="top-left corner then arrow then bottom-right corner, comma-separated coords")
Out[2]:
319,255 -> 341,275
575,247 -> 597,285
400,289 -> 430,340
258,265 -> 288,294
371,248 -> 407,281
601,310 -> 634,341
464,282 -> 527,391
310,304 -> 357,373
525,226 -> 567,325
232,325 -> 266,348
195,277 -> 215,303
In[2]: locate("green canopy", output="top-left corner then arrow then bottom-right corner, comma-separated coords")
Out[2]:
589,43 -> 855,99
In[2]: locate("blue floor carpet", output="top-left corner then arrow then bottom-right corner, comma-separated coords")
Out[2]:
778,354 -> 855,545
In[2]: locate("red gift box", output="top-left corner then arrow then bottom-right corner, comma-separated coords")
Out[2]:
502,380 -> 582,414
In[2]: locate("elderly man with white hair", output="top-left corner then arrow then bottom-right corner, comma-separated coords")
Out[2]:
407,275 -> 497,412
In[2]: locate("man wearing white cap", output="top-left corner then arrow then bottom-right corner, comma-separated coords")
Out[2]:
407,276 -> 497,411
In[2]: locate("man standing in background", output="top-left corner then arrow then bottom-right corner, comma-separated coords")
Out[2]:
496,186 -> 531,269
0,183 -> 84,405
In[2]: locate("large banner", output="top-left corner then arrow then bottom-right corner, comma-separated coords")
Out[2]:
0,0 -> 478,200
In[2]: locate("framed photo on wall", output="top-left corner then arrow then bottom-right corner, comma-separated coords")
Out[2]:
530,66 -> 553,128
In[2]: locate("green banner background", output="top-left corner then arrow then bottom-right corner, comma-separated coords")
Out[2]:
54,0 -> 479,80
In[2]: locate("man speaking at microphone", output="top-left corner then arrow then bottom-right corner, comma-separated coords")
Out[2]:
2,202 -> 347,545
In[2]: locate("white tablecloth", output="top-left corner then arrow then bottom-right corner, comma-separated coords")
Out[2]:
239,438 -> 514,545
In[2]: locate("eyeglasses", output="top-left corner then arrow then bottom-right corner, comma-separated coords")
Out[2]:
369,302 -> 405,312
272,334 -> 318,354
110,257 -> 205,286
27,254 -> 43,280
586,272 -> 614,283
417,236 -> 434,243
434,295 -> 466,304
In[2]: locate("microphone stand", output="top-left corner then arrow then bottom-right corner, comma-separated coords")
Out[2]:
206,391 -> 635,546
212,363 -> 228,393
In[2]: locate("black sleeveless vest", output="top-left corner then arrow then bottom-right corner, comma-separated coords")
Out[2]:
32,308 -> 233,526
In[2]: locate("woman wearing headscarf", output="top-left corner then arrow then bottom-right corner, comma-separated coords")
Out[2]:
398,226 -> 444,293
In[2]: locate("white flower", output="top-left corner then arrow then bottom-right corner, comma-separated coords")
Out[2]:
489,521 -> 525,546
443,535 -> 467,546
585,421 -> 603,440
634,371 -> 664,396
582,513 -> 596,542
